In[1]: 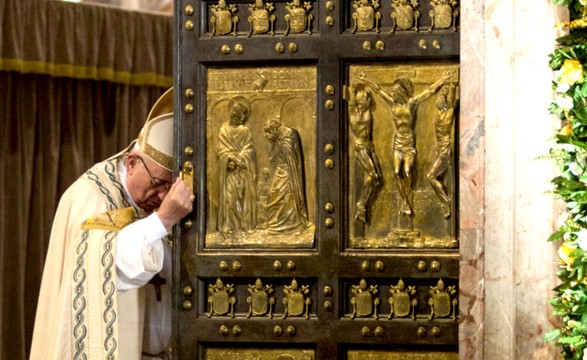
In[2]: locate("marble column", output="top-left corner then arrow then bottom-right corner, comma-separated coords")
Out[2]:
460,0 -> 567,359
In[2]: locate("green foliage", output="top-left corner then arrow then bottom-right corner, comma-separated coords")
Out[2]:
547,2 -> 587,358
552,0 -> 573,7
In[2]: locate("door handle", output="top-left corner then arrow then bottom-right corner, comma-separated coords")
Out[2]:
180,161 -> 194,194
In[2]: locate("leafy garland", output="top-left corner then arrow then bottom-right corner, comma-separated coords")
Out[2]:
547,1 -> 587,358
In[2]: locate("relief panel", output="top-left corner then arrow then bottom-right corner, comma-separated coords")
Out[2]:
342,277 -> 458,321
346,63 -> 459,249
347,350 -> 458,360
205,0 -> 316,37
202,277 -> 316,319
343,0 -> 459,33
206,348 -> 315,360
205,66 -> 317,249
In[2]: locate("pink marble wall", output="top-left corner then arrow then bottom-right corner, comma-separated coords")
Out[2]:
459,0 -> 486,357
459,1 -> 566,359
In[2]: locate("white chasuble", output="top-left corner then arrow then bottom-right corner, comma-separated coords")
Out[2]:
30,159 -> 162,360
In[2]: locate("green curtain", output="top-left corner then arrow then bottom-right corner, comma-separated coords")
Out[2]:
0,1 -> 172,358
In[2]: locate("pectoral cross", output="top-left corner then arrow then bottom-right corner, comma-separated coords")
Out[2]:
148,273 -> 166,301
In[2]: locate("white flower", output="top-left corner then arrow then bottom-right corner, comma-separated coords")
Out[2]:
577,228 -> 587,250
556,94 -> 574,111
556,82 -> 571,93
569,161 -> 579,175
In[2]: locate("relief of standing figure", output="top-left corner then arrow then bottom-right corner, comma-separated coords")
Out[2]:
427,83 -> 458,219
217,96 -> 257,238
359,67 -> 456,217
263,120 -> 309,234
344,84 -> 383,224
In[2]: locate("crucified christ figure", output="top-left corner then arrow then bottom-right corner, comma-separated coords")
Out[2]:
359,67 -> 457,216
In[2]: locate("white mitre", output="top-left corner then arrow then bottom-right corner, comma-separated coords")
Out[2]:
109,88 -> 174,171
137,88 -> 174,171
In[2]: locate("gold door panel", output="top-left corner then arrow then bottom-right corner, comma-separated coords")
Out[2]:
206,348 -> 315,360
205,66 -> 317,249
347,350 -> 458,360
346,63 -> 459,250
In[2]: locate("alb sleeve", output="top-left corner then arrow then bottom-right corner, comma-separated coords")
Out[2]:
116,212 -> 169,291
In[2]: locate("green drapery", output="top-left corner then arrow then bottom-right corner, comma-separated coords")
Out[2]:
0,1 -> 172,358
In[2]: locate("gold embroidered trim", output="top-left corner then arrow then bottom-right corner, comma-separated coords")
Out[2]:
142,142 -> 173,171
81,207 -> 138,231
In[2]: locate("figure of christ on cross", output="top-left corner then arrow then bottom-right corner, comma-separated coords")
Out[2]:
358,67 -> 457,217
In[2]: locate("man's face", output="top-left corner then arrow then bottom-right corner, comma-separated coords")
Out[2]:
356,91 -> 370,111
391,84 -> 409,103
229,104 -> 246,125
440,85 -> 450,96
125,154 -> 172,212
436,94 -> 449,110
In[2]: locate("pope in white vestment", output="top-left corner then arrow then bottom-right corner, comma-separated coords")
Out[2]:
30,88 -> 193,360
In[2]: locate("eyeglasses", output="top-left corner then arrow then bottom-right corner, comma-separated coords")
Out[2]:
137,156 -> 171,192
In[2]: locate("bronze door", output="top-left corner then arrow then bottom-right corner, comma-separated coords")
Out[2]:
174,1 -> 460,359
